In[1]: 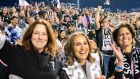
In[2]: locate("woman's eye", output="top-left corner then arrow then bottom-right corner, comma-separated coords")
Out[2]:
34,32 -> 38,34
43,33 -> 47,35
119,34 -> 122,36
84,42 -> 88,45
126,32 -> 130,35
76,43 -> 80,46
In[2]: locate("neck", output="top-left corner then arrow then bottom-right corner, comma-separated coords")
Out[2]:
11,24 -> 16,28
103,26 -> 109,29
35,48 -> 44,53
121,45 -> 132,53
78,59 -> 86,65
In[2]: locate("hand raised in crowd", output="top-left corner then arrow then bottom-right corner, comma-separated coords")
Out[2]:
61,39 -> 65,45
56,46 -> 61,54
110,43 -> 123,62
110,43 -> 123,72
109,76 -> 115,79
97,6 -> 102,10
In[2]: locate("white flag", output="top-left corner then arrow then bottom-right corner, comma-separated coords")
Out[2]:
24,0 -> 30,6
19,0 -> 25,6
19,0 -> 30,6
104,0 -> 110,5
56,0 -> 61,8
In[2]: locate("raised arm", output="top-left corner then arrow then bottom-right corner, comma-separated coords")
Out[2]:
110,44 -> 123,71
95,6 -> 102,30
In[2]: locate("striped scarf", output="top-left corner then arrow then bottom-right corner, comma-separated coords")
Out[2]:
122,46 -> 140,79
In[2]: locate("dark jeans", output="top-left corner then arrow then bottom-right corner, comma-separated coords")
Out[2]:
102,50 -> 115,79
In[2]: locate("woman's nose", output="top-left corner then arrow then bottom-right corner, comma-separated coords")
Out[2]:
38,34 -> 43,39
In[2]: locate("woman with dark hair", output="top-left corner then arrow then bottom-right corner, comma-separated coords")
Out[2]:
58,29 -> 66,45
0,20 -> 66,79
111,23 -> 140,79
0,7 -> 11,24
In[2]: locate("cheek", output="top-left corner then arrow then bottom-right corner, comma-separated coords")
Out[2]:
44,36 -> 48,41
117,37 -> 121,43
73,46 -> 78,53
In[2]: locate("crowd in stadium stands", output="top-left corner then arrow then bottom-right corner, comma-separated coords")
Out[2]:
0,1 -> 140,79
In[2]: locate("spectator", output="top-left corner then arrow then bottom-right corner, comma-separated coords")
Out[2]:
0,7 -> 11,24
112,23 -> 140,79
18,10 -> 27,29
6,16 -> 22,44
95,6 -> 115,78
64,32 -> 103,79
0,20 -> 67,79
58,29 -> 66,45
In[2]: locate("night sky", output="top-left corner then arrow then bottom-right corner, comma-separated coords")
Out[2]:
0,0 -> 140,11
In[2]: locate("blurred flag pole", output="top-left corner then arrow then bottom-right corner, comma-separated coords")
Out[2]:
77,0 -> 80,8
56,0 -> 61,8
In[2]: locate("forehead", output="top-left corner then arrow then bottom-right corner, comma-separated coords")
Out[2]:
12,18 -> 18,20
33,24 -> 47,31
74,34 -> 87,43
118,27 -> 130,33
3,7 -> 7,10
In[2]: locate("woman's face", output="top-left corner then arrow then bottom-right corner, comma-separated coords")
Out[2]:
60,31 -> 66,39
31,24 -> 48,52
117,27 -> 132,48
44,13 -> 48,19
101,18 -> 109,28
136,21 -> 140,26
73,35 -> 89,62
3,7 -> 8,15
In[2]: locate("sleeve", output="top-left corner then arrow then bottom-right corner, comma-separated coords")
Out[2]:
8,26 -> 20,39
0,31 -> 6,49
0,38 -> 21,65
8,26 -> 20,44
59,70 -> 70,79
113,71 -> 123,79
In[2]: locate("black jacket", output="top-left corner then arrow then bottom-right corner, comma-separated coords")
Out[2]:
0,40 -> 66,79
96,27 -> 103,51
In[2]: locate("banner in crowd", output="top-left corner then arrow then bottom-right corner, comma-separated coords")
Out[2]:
56,0 -> 61,8
19,0 -> 30,6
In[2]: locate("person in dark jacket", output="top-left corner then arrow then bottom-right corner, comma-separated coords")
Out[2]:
0,7 -> 11,24
112,23 -> 140,79
0,20 -> 66,79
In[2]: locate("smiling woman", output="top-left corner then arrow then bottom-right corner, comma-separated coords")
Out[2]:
0,20 -> 67,79
112,23 -> 140,79
31,24 -> 48,53
64,32 -> 106,79
22,20 -> 56,58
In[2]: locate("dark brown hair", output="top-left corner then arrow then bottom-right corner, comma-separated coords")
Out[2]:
112,23 -> 140,47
